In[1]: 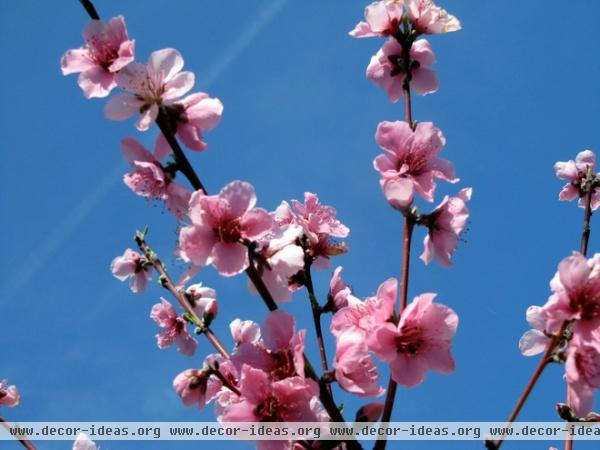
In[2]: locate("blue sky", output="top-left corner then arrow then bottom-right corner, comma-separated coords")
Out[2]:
1,1 -> 600,449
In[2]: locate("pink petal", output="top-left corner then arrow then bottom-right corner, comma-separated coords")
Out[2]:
262,310 -> 295,351
519,330 -> 550,356
136,104 -> 159,131
121,137 -> 154,165
104,93 -> 142,120
61,48 -> 94,75
410,67 -> 439,96
375,120 -> 414,155
389,353 -> 428,387
367,323 -> 399,362
382,178 -> 415,209
186,97 -> 224,129
178,224 -> 218,266
212,242 -> 248,276
349,21 -> 377,38
163,71 -> 195,100
220,181 -> 257,217
241,208 -> 273,239
148,48 -> 184,83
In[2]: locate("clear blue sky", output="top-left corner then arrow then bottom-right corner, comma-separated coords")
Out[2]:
1,1 -> 599,449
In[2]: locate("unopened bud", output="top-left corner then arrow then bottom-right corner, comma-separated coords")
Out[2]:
355,402 -> 385,423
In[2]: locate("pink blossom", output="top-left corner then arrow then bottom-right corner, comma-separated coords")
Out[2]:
542,252 -> 600,340
150,298 -> 198,356
555,150 -> 600,211
355,401 -> 385,422
420,187 -> 472,267
73,433 -> 97,450
334,332 -> 384,397
331,278 -> 397,338
110,248 -> 152,293
173,369 -> 212,409
274,193 -> 349,269
406,0 -> 461,34
519,306 -> 551,356
154,92 -> 224,159
250,224 -> 305,302
374,121 -> 457,209
367,38 -> 438,102
230,319 -> 261,346
0,379 -> 20,407
61,16 -> 134,98
185,283 -> 218,321
218,365 -> 320,423
368,293 -> 458,387
328,266 -> 360,311
104,48 -> 194,130
230,311 -> 306,381
565,331 -> 600,417
350,1 -> 405,38
121,137 -> 192,219
179,181 -> 273,276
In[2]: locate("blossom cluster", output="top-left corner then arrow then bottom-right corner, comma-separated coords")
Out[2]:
351,0 -> 471,268
520,251 -> 600,417
57,1 -> 467,449
517,151 -> 600,418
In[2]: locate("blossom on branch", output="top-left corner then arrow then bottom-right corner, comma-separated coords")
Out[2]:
230,310 -> 306,380
150,298 -> 198,356
374,121 -> 457,210
518,305 -> 551,356
327,266 -> 360,312
185,283 -> 218,322
0,379 -> 19,407
350,0 -> 405,38
565,331 -> 600,417
121,137 -> 191,219
331,278 -> 397,339
367,38 -> 438,101
110,248 -> 152,293
104,48 -> 194,130
179,181 -> 273,276
334,331 -> 385,397
420,187 -> 472,267
250,224 -> 305,303
542,252 -> 600,340
154,92 -> 224,158
61,16 -> 135,98
555,150 -> 600,211
275,193 -> 349,269
405,0 -> 461,34
217,365 -> 321,423
368,293 -> 458,387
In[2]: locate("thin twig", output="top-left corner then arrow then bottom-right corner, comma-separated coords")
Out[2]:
374,217 -> 414,450
135,235 -> 230,359
79,0 -> 99,20
0,417 -> 37,450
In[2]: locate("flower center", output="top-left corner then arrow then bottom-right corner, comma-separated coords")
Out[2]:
571,288 -> 600,321
255,395 -> 283,422
269,350 -> 296,380
217,219 -> 242,244
396,324 -> 425,355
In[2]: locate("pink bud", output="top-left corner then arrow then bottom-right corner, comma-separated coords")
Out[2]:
355,401 -> 385,422
0,380 -> 20,407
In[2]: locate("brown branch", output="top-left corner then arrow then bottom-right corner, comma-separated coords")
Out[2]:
79,0 -> 99,20
0,417 -> 36,450
374,216 -> 414,450
135,235 -> 230,359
